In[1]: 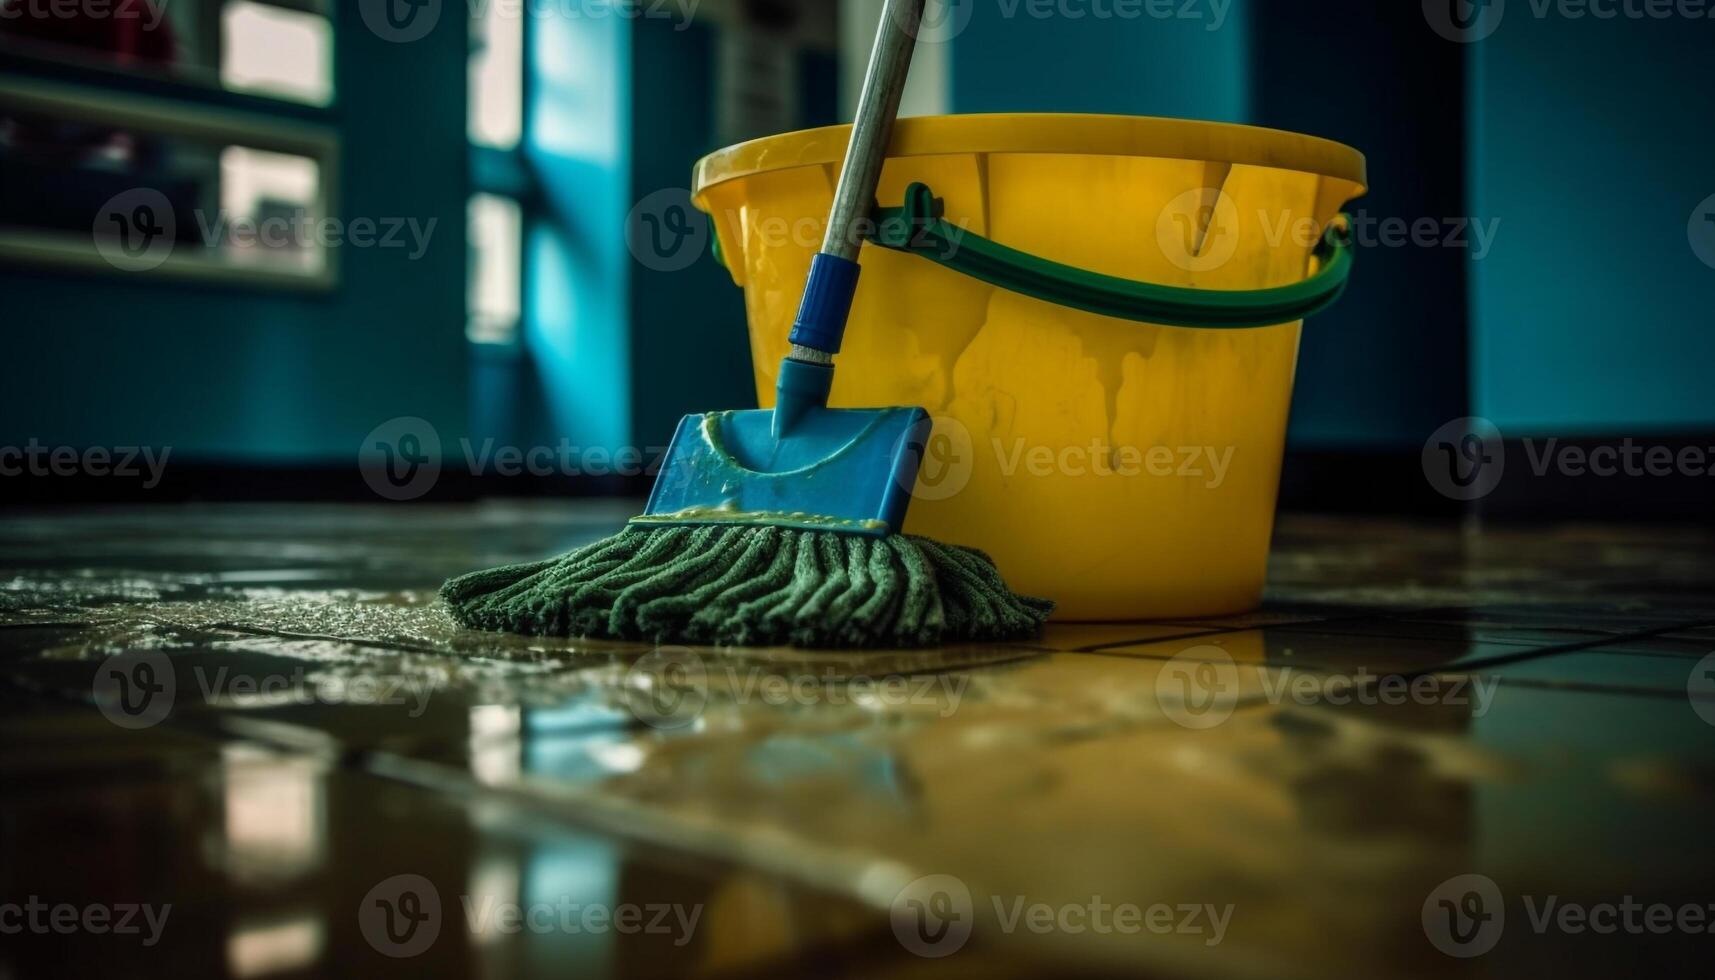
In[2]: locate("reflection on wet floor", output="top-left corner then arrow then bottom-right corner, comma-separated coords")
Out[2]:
2,504 -> 1714,978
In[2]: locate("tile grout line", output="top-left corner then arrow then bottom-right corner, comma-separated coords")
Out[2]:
1070,611 -> 1715,682
1069,605 -> 1469,657
1403,617 -> 1715,681
1069,612 -> 1434,658
1465,676 -> 1707,700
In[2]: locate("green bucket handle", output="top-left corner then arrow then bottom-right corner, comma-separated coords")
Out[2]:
862,182 -> 1353,329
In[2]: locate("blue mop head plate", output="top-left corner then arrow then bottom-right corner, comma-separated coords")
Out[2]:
636,405 -> 929,537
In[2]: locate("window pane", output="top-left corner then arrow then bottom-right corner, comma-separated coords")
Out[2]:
468,1 -> 522,149
0,0 -> 334,105
0,87 -> 333,286
467,193 -> 521,344
222,1 -> 333,106
220,144 -> 323,274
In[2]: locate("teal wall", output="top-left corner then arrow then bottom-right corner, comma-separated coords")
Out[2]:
11,2 -> 1705,479
1469,17 -> 1715,435
937,2 -> 1715,448
0,9 -> 834,470
626,20 -> 840,451
518,9 -> 634,457
515,16 -> 839,457
0,4 -> 470,463
948,0 -> 1250,121
626,18 -> 751,453
1248,0 -> 1470,450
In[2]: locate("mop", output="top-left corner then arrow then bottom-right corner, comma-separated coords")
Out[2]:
442,0 -> 1052,648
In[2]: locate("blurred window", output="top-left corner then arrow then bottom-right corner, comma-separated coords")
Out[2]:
0,84 -> 336,288
0,0 -> 335,106
221,1 -> 333,106
469,0 -> 521,150
467,3 -> 526,344
0,0 -> 337,287
467,193 -> 522,344
220,144 -> 323,274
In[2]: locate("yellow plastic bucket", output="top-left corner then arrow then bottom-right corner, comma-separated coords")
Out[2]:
691,114 -> 1367,620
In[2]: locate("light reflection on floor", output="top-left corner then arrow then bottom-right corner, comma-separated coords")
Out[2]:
1,504 -> 1713,978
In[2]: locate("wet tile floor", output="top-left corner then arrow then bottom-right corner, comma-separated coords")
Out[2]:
2,503 -> 1713,978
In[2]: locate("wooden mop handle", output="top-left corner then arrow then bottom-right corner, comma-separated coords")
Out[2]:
820,0 -> 924,261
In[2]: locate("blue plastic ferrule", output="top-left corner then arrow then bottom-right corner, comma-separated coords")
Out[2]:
771,357 -> 834,439
787,252 -> 862,355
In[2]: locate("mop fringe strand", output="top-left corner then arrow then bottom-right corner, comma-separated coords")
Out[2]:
441,525 -> 1053,648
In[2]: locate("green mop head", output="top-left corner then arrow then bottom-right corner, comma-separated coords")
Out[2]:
441,524 -> 1053,648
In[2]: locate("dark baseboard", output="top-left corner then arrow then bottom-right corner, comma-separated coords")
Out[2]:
0,461 -> 653,505
1279,437 -> 1715,523
4,438 -> 1711,524
1472,436 -> 1715,523
1276,450 -> 1464,518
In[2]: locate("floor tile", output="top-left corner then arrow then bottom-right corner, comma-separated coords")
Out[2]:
0,738 -> 901,980
6,505 -> 1715,978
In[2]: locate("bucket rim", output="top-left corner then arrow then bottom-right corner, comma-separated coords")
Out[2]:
691,112 -> 1367,201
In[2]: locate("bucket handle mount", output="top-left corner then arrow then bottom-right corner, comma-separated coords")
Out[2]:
862,182 -> 1353,329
